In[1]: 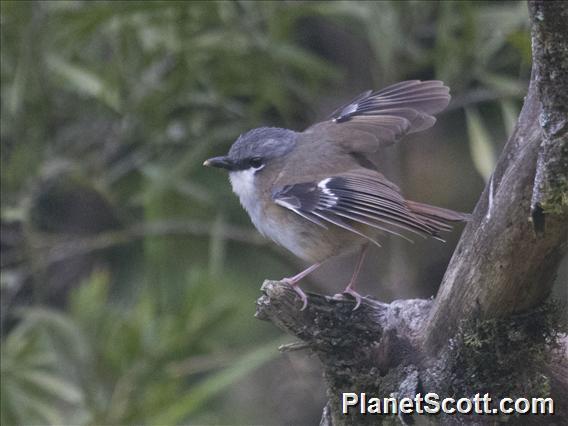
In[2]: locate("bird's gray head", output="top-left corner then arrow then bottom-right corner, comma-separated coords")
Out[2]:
203,127 -> 296,173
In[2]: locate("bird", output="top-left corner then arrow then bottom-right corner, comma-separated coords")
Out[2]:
204,80 -> 470,310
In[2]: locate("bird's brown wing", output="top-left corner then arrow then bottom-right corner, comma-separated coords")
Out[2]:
304,80 -> 450,153
272,169 -> 469,246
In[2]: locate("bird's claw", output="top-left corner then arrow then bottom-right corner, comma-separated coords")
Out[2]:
333,288 -> 363,310
282,279 -> 309,310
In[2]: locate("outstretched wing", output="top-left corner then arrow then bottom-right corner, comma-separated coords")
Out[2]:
304,80 -> 450,153
272,170 -> 467,247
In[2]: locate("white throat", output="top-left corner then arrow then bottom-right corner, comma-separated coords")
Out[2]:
229,168 -> 259,216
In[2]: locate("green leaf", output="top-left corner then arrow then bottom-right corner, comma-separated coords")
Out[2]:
150,341 -> 279,424
17,370 -> 83,404
508,30 -> 532,63
69,269 -> 111,325
500,99 -> 519,138
466,108 -> 497,182
15,306 -> 91,367
208,212 -> 227,278
1,379 -> 62,426
46,54 -> 121,111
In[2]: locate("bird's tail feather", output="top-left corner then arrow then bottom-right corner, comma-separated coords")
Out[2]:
406,200 -> 471,236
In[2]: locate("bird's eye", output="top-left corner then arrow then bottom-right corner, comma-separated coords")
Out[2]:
249,157 -> 264,169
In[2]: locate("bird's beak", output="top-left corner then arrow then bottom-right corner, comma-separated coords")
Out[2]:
203,156 -> 235,171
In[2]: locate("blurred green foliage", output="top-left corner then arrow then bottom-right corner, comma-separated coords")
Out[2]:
2,270 -> 278,424
1,1 -> 530,424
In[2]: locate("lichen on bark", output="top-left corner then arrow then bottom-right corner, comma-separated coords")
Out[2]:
443,301 -> 565,398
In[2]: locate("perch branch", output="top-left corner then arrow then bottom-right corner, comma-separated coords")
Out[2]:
256,281 -> 433,425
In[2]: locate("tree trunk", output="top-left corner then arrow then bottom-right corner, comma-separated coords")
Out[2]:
256,1 -> 567,424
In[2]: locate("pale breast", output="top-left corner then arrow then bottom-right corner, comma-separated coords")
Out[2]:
229,169 -> 364,262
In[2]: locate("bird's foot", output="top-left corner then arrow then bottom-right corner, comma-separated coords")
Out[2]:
281,279 -> 309,311
333,287 -> 363,310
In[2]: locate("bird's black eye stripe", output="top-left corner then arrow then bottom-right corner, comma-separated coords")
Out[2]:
249,157 -> 263,168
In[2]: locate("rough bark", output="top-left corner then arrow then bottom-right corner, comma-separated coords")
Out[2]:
256,2 -> 568,424
530,0 -> 568,226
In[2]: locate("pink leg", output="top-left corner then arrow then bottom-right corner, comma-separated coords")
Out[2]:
281,262 -> 321,310
343,244 -> 369,310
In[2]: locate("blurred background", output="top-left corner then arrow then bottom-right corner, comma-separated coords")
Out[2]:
2,1 -> 564,425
